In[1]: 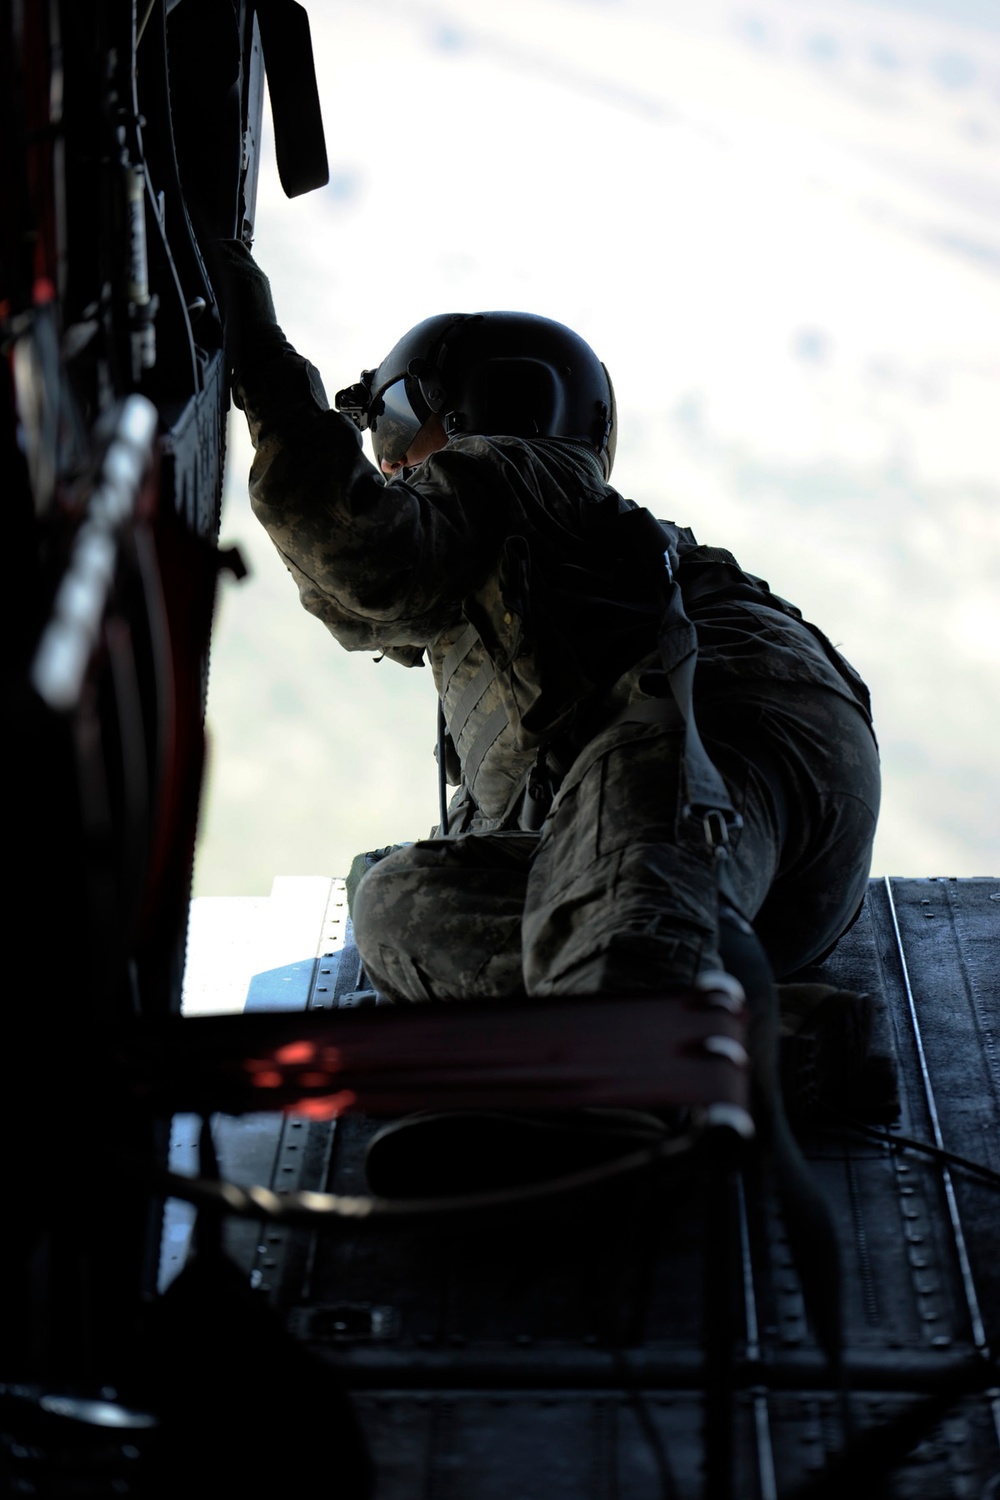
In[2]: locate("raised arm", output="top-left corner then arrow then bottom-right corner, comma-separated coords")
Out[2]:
215,241 -> 504,656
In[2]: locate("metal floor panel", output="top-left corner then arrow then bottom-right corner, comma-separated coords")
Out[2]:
162,877 -> 356,1291
175,875 -> 1000,1498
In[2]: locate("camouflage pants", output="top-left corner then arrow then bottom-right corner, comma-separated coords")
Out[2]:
351,684 -> 880,1001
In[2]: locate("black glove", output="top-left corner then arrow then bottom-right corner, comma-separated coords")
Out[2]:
212,238 -> 290,384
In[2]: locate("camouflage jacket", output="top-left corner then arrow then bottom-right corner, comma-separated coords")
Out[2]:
240,352 -> 872,829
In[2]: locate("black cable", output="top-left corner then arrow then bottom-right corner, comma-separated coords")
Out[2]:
718,905 -> 848,1376
585,1182 -> 683,1500
192,1116 -> 224,1258
610,1347 -> 680,1500
436,700 -> 450,836
130,1127 -> 702,1229
829,1111 -> 1000,1189
718,899 -> 856,1464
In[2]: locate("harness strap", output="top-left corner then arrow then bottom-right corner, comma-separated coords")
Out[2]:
445,659 -> 494,749
462,703 -> 509,790
656,572 -> 741,848
439,622 -> 479,697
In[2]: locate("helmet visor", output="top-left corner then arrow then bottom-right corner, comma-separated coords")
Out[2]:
371,378 -> 425,468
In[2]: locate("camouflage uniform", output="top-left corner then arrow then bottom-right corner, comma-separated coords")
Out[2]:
238,351 -> 880,1001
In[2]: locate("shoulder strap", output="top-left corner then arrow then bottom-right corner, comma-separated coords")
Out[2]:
656,560 -> 742,851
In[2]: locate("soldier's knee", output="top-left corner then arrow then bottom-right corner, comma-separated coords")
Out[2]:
350,843 -> 424,955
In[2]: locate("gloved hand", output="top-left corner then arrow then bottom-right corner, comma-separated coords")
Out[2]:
212,238 -> 290,385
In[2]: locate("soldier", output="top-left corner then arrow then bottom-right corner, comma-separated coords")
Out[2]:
218,242 -> 880,1033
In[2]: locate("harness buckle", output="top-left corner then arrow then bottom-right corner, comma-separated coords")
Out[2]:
685,805 -> 743,852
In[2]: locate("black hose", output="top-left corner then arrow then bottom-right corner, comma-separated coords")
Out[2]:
436,700 -> 450,836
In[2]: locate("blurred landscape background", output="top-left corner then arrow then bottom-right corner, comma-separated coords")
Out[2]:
193,0 -> 1000,897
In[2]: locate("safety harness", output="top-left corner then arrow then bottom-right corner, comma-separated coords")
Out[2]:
655,533 -> 850,1387
435,508 -> 850,1387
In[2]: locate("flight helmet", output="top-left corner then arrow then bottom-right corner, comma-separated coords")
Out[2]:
335,311 -> 617,477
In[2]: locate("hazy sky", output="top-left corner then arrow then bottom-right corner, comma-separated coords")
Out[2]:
194,0 -> 1000,895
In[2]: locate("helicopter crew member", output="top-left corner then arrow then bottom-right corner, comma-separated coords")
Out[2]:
217,240 -> 880,1011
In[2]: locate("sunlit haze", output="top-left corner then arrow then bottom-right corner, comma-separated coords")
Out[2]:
194,0 -> 1000,895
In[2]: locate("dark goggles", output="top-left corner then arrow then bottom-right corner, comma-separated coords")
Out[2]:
370,378 -> 428,469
